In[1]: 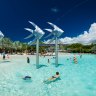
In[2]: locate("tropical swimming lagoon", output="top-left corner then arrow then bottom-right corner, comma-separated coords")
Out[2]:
0,53 -> 96,96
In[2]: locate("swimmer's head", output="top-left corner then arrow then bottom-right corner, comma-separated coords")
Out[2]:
56,72 -> 59,75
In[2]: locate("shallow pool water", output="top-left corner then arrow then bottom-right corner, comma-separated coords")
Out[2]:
0,54 -> 96,96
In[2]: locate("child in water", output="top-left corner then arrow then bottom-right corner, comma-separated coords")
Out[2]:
27,57 -> 30,63
73,57 -> 77,64
48,59 -> 50,63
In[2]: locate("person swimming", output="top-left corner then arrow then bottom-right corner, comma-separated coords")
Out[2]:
23,76 -> 31,80
44,72 -> 60,83
51,72 -> 60,79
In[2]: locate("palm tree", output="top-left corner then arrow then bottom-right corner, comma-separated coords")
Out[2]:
1,37 -> 13,48
91,45 -> 96,53
13,41 -> 23,54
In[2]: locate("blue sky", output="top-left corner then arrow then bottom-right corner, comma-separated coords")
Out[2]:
0,0 -> 96,44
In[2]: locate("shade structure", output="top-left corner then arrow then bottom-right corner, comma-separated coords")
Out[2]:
24,21 -> 45,68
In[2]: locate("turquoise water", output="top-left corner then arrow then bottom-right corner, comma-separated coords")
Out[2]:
0,54 -> 96,96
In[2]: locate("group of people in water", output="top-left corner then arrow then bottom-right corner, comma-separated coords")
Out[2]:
24,54 -> 83,83
23,71 -> 60,83
73,54 -> 82,64
67,54 -> 82,64
25,56 -> 60,83
48,57 -> 56,64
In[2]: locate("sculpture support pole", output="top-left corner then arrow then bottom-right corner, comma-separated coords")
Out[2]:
36,38 -> 39,68
55,37 -> 58,66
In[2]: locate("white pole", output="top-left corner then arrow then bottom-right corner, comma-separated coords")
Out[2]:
55,37 -> 58,66
36,38 -> 39,68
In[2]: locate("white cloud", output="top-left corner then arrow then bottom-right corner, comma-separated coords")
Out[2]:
44,23 -> 96,45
